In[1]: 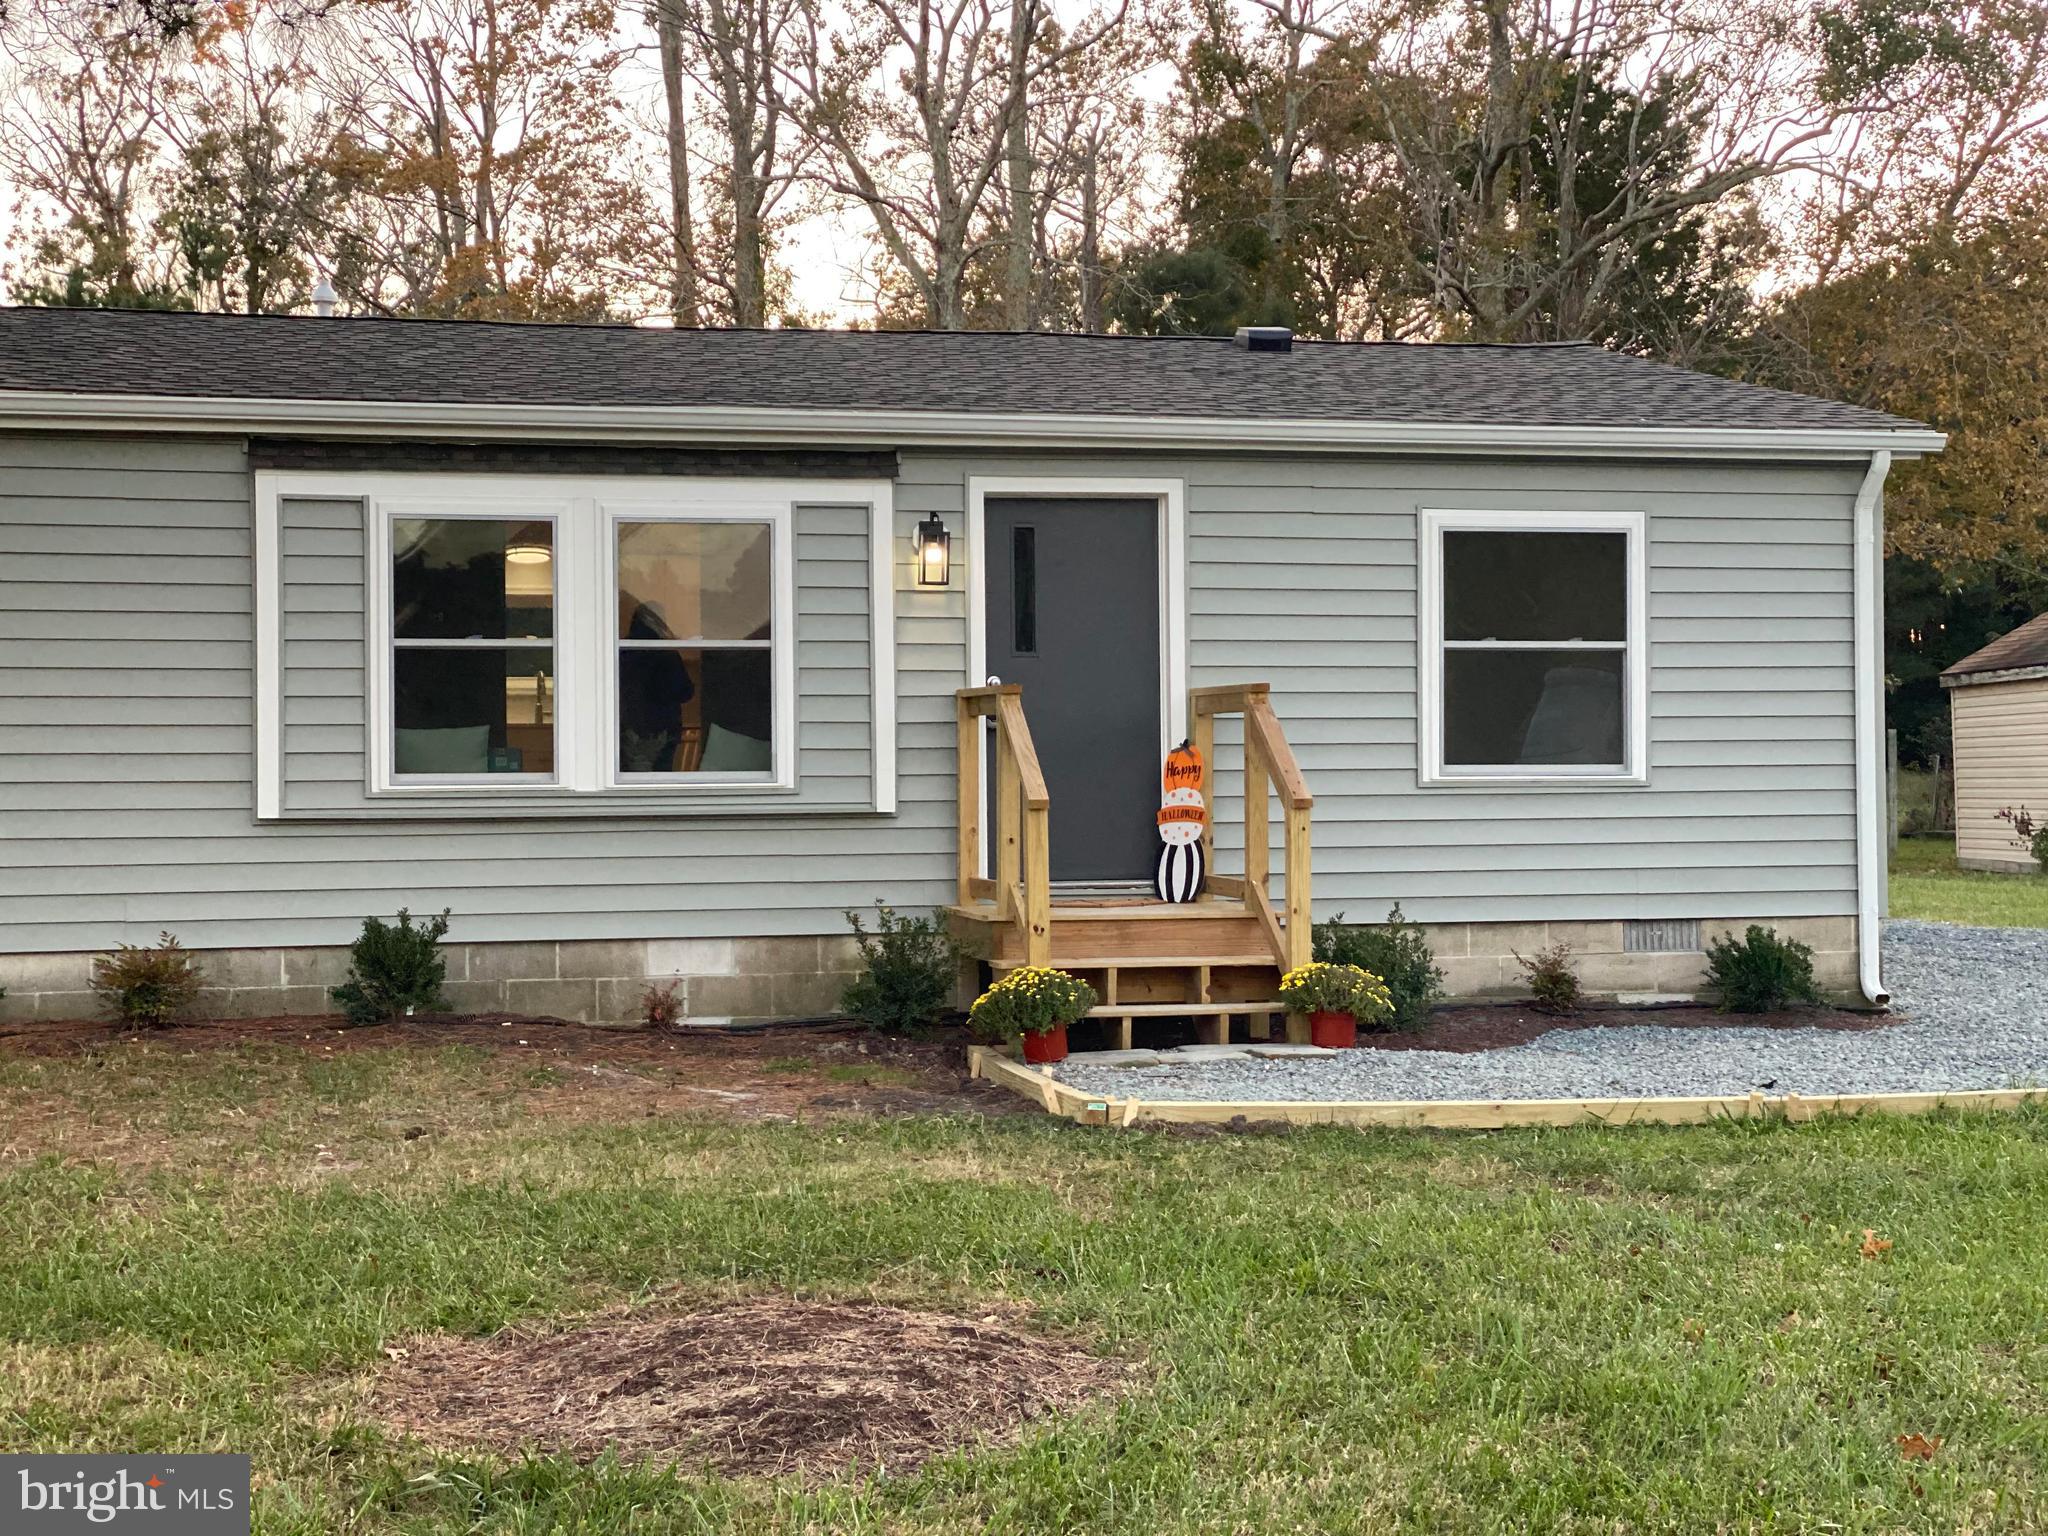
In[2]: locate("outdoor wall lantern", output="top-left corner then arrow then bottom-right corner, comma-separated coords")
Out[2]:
913,513 -> 951,587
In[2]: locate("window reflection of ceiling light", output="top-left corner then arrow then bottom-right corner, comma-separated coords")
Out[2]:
503,524 -> 552,565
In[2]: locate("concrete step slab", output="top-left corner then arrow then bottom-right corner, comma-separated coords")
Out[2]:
1067,1048 -> 1164,1068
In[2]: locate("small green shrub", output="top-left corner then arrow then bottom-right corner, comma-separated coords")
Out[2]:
840,902 -> 963,1034
331,908 -> 451,1024
1995,806 -> 2048,870
1705,924 -> 1823,1013
1514,941 -> 1581,1015
968,965 -> 1097,1042
641,980 -> 683,1031
1312,903 -> 1444,1031
90,932 -> 204,1027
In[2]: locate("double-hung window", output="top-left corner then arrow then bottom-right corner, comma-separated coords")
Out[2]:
611,514 -> 779,781
1419,508 -> 1648,785
369,486 -> 796,795
389,512 -> 559,781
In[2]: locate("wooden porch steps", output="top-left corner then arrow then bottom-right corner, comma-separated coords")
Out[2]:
949,899 -> 1272,969
1004,952 -> 1276,972
954,680 -> 1313,1054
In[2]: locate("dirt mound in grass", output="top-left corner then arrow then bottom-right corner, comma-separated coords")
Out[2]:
369,1298 -> 1113,1478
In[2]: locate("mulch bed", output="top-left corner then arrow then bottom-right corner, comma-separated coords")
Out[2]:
0,1010 -> 833,1060
369,1298 -> 1114,1478
1353,1000 -> 1892,1054
0,1014 -> 1025,1122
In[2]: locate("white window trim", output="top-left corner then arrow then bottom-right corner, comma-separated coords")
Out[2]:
252,471 -> 896,816
1417,507 -> 1649,788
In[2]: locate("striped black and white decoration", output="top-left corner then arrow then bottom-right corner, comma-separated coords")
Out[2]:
1153,838 -> 1205,903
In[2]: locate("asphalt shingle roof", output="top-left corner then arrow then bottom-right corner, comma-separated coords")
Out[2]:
0,305 -> 1927,434
1944,614 -> 2048,683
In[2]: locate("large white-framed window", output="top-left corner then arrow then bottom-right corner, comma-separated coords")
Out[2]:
1418,507 -> 1649,786
349,479 -> 810,798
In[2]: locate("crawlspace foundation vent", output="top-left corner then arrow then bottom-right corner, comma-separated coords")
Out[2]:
1624,919 -> 1702,953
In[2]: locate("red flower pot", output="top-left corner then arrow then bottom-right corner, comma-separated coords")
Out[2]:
1308,1010 -> 1358,1049
1021,1023 -> 1069,1064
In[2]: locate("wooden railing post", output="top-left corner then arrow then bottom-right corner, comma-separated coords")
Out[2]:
995,711 -> 1022,920
1284,801 -> 1312,970
1192,700 -> 1217,879
1188,684 -> 1313,973
955,693 -> 981,905
1242,689 -> 1270,905
1025,805 -> 1052,965
956,685 -> 1050,953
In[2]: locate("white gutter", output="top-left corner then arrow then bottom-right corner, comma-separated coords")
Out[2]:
1852,449 -> 1893,1007
0,390 -> 1948,459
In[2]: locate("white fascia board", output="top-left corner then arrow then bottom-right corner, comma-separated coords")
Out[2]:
0,390 -> 1949,460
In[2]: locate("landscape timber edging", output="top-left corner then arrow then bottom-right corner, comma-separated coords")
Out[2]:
965,1046 -> 2048,1131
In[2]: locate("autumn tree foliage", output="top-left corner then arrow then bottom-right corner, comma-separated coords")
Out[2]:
1,0 -> 2046,621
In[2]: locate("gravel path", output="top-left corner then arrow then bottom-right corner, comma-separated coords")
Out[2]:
1051,921 -> 2048,1103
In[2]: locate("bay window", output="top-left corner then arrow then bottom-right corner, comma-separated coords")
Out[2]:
1419,508 -> 1647,785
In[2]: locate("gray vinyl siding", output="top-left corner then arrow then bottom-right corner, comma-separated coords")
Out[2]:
1,431 -> 1862,956
275,495 -> 877,815
0,434 -> 953,953
897,450 -> 1862,925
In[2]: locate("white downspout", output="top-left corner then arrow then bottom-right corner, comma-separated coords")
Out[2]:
1852,449 -> 1893,1007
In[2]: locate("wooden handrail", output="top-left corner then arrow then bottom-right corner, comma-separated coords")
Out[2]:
992,694 -> 1050,809
956,685 -> 1052,966
1189,683 -> 1313,972
1246,695 -> 1312,810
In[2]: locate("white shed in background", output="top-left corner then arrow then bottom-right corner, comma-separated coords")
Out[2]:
1943,613 -> 2048,873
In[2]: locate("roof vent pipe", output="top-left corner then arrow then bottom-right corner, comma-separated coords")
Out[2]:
311,277 -> 337,318
1234,325 -> 1292,352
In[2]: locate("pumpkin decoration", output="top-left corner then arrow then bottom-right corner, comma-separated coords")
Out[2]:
1153,740 -> 1207,903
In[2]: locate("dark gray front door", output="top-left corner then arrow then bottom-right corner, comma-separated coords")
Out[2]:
984,496 -> 1161,883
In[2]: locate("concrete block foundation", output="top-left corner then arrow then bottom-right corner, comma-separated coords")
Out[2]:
0,934 -> 865,1027
0,916 -> 1862,1027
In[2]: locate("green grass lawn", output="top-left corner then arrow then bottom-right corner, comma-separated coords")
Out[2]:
1891,835 -> 2048,928
3,1040 -> 2045,1533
